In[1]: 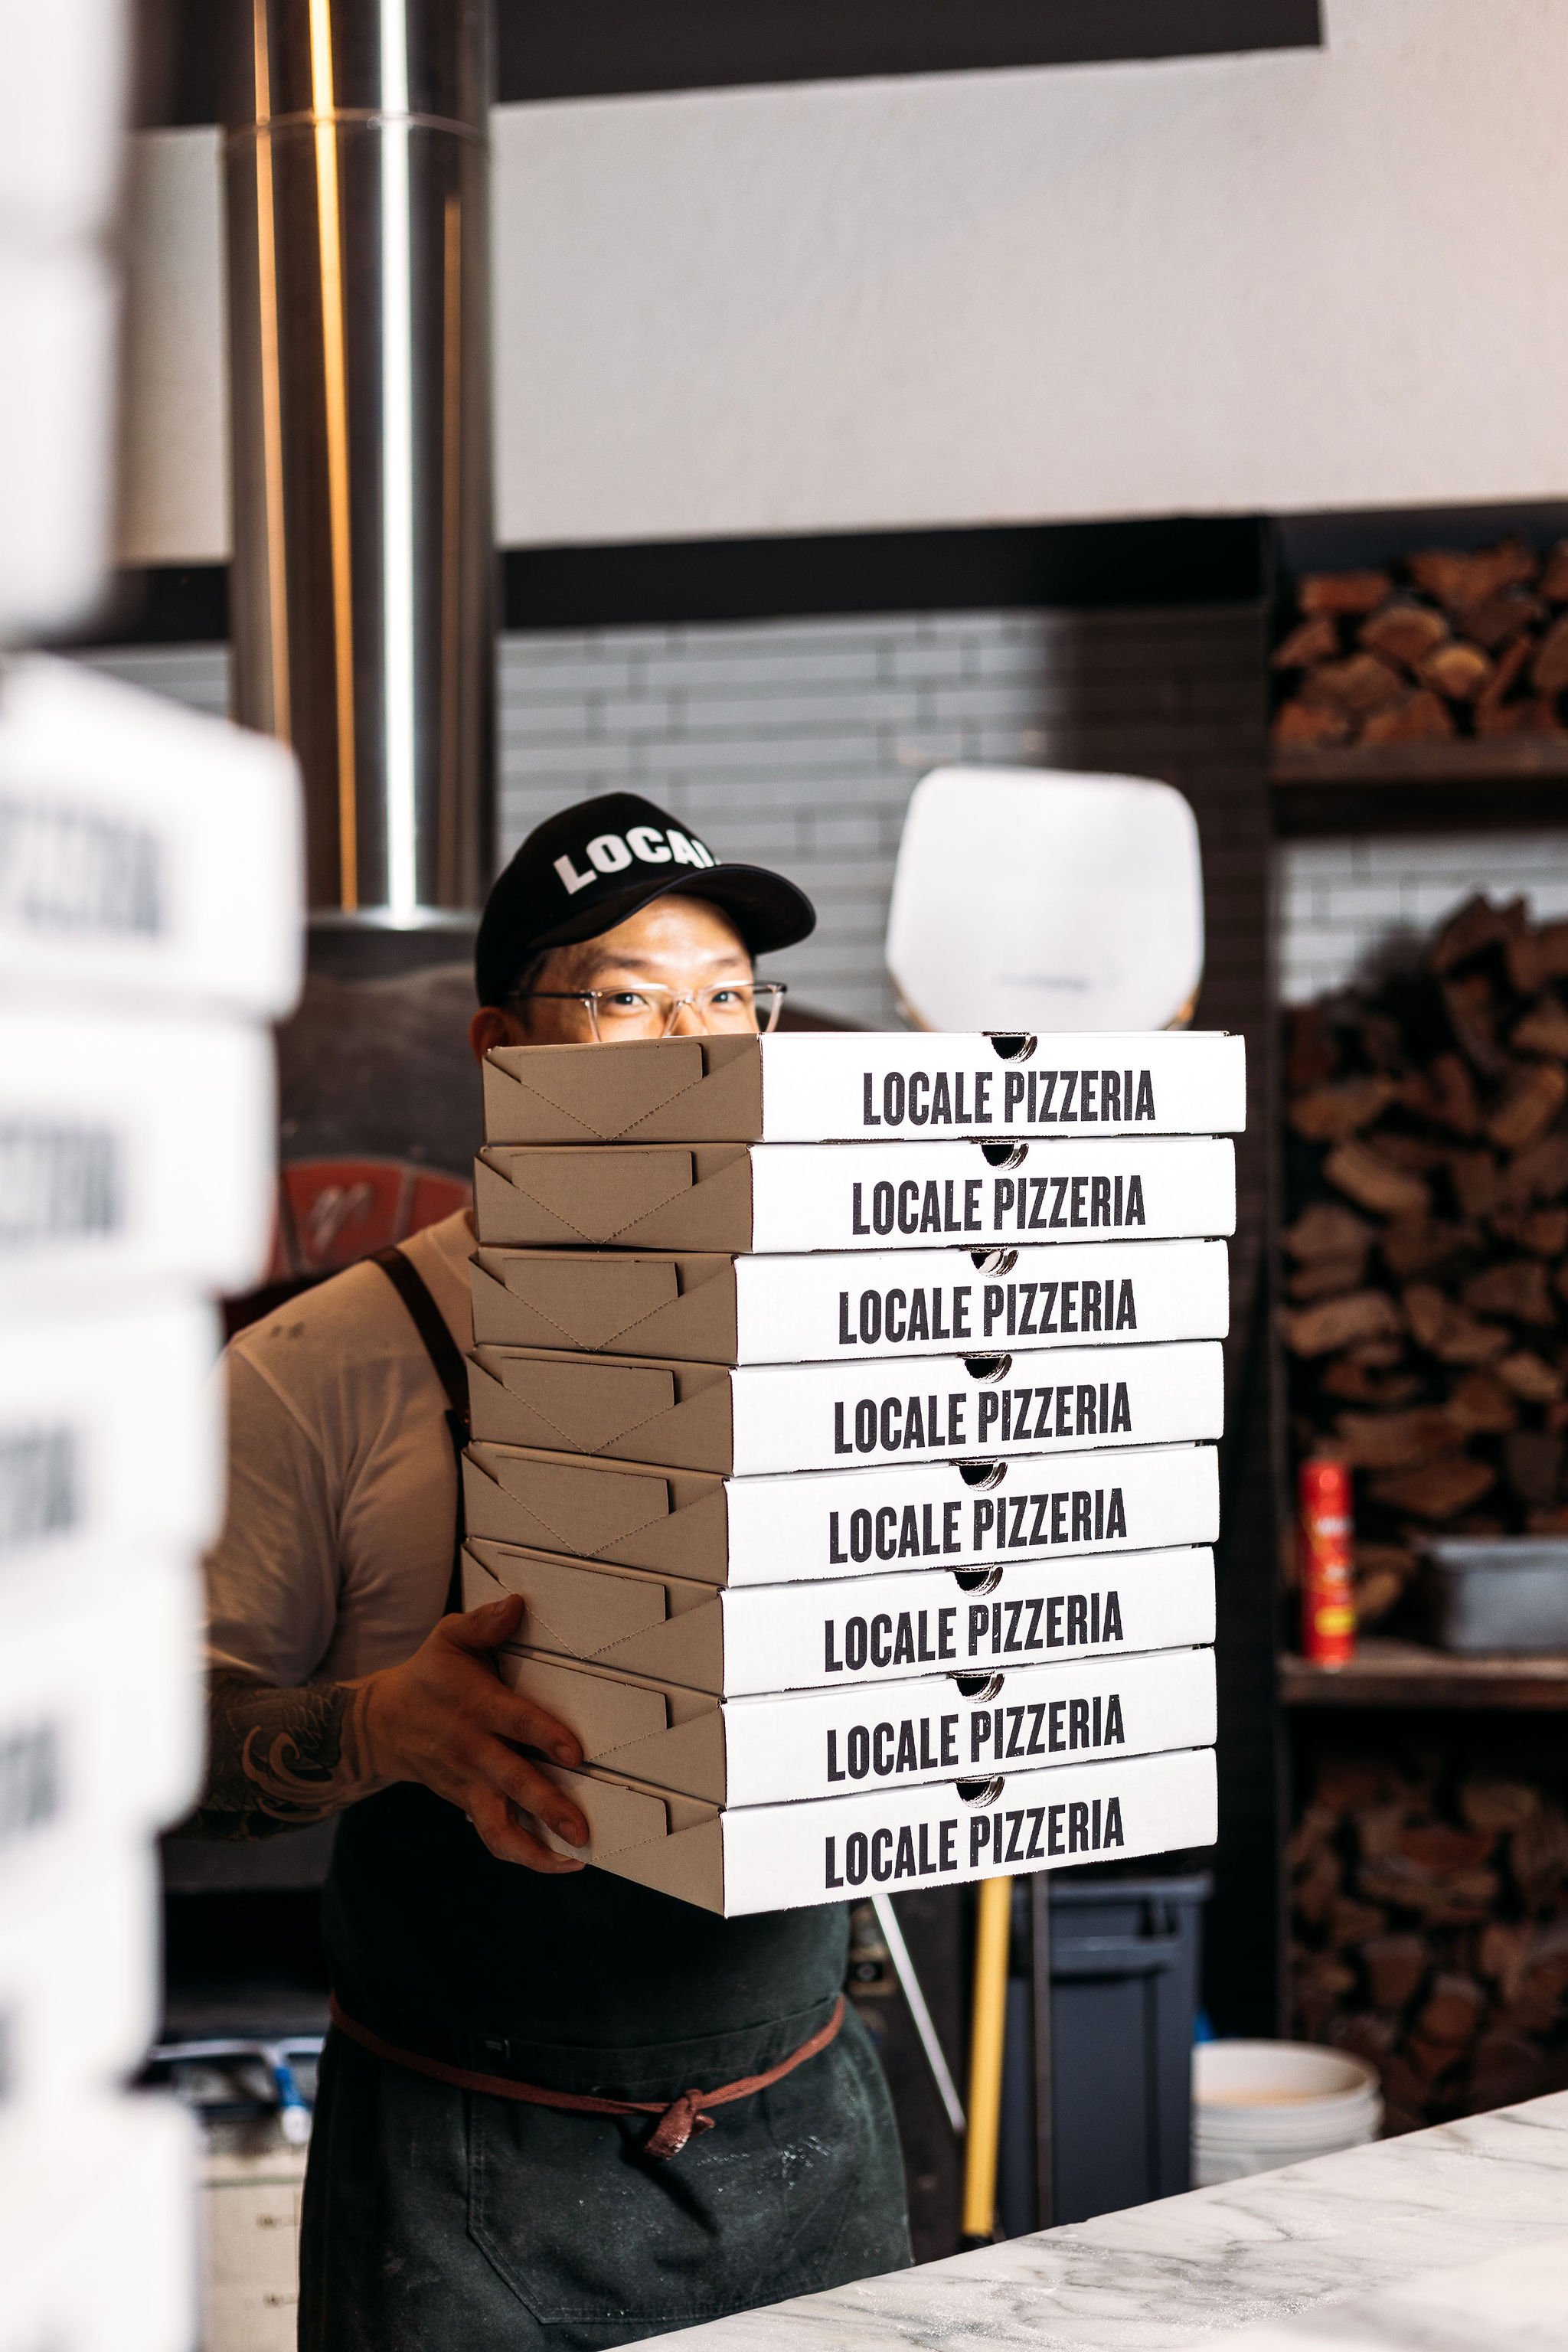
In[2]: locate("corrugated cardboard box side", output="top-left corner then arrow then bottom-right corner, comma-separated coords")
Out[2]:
461,1436 -> 1220,1585
462,1538 -> 1217,1697
482,1031 -> 1246,1145
500,1641 -> 1217,1805
533,1744 -> 1219,1915
469,1234 -> 1230,1365
473,1135 -> 1236,1256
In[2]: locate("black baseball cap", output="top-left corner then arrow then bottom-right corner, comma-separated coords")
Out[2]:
475,792 -> 816,1005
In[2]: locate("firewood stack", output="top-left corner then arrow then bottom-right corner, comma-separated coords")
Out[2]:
1283,893 -> 1568,1630
1290,1744 -> 1568,2130
1272,540 -> 1568,749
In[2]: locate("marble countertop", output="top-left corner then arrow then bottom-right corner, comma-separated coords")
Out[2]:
655,2092 -> 1568,2352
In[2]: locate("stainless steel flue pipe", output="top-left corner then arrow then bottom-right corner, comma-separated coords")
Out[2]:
224,0 -> 494,919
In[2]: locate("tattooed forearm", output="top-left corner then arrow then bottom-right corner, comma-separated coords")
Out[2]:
192,1671 -> 387,1841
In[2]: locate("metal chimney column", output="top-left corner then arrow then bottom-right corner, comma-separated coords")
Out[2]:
224,0 -> 494,921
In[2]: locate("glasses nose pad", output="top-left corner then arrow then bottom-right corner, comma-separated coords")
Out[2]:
664,993 -> 709,1037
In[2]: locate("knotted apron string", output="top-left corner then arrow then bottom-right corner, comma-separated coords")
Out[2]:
328,1994 -> 846,2160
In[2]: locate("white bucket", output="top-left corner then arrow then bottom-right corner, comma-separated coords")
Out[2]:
1192,2040 -> 1382,2185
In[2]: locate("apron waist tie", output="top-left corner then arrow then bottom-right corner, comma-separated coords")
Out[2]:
328,1992 -> 846,2161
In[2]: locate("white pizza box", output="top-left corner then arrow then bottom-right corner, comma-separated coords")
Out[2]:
474,1135 -> 1236,1256
0,657 -> 304,1018
463,1539 -> 1216,1698
0,0 -> 126,243
534,1744 -> 1218,1916
469,1234 -> 1230,1366
467,1336 -> 1224,1477
0,1832 -> 158,2107
0,240 -> 119,641
0,1006 -> 275,1300
501,1641 -> 1216,1808
0,1291 -> 220,1576
0,1555 -> 202,1890
0,2096 -> 197,2352
462,1436 -> 1218,1586
482,1031 -> 1245,1144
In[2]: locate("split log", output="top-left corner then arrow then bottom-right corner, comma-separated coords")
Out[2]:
1445,1369 -> 1519,1434
1286,1804 -> 1341,1869
1396,1824 -> 1497,1873
1449,1150 -> 1502,1218
1418,640 -> 1493,702
1510,994 -> 1568,1057
1442,973 -> 1511,1080
1541,540 -> 1568,600
1380,1217 -> 1479,1279
1406,541 -> 1536,610
1273,697 -> 1351,748
1288,1256 -> 1368,1302
1285,1200 -> 1376,1262
1507,917 -> 1568,994
1454,588 -> 1544,651
1357,599 -> 1449,668
1325,1140 -> 1432,1218
1354,1562 -> 1409,1624
1367,1455 -> 1496,1520
1414,1972 -> 1488,2047
1272,613 -> 1340,670
1460,1256 -> 1555,1324
1474,634 -> 1537,732
1397,1053 -> 1481,1138
1499,1133 -> 1568,1205
1298,567 -> 1393,616
1280,1289 -> 1403,1357
1534,610 -> 1568,696
1332,1409 -> 1461,1472
1463,1783 -> 1541,1837
1495,1349 -> 1564,1403
1401,1283 -> 1510,1364
1301,652 -> 1410,717
1490,1204 -> 1568,1256
1361,688 -> 1455,744
1485,1060 -> 1568,1152
1328,1896 -> 1390,1949
1289,1076 -> 1400,1142
1511,1812 -> 1568,1912
1357,1853 -> 1501,1922
1432,894 -> 1528,973
1321,1357 -> 1420,1406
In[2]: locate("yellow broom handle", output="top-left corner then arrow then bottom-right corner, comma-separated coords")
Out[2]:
961,1875 -> 1011,2240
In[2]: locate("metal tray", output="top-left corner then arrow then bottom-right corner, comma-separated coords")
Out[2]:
1421,1538 -> 1568,1655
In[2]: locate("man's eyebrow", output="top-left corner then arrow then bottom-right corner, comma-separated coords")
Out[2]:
578,948 -> 752,979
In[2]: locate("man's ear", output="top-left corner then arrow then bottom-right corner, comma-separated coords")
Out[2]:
469,1004 -> 526,1066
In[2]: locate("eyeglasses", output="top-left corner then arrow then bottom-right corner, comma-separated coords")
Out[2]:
511,981 -> 788,1041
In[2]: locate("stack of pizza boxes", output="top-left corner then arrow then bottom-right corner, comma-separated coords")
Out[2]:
0,658 -> 301,2351
464,1028 -> 1245,1916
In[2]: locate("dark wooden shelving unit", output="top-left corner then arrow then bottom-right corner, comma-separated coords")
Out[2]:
1270,734 -> 1568,837
1279,1638 -> 1568,1710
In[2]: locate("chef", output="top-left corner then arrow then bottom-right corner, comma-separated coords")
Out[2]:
197,792 -> 910,2350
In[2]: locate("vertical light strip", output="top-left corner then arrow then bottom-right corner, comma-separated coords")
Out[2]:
251,0 -> 290,740
308,0 -> 358,908
381,0 -> 417,918
437,192 -> 462,905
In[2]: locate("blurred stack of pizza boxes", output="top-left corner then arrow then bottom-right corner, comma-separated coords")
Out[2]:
0,657 -> 302,2350
464,1029 -> 1244,1916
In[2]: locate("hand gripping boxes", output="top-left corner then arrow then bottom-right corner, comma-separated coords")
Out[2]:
466,1030 -> 1243,1913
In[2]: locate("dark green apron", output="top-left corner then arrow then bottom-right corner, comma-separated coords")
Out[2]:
298,1254 -> 910,2350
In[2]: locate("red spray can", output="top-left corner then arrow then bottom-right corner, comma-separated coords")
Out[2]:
1298,1457 -> 1356,1665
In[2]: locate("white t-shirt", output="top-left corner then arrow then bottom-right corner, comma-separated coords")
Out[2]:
205,1209 -> 475,1688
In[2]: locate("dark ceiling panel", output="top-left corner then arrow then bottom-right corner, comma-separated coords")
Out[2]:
67,518 -> 1266,646
501,1 -> 1321,104
139,0 -> 1321,127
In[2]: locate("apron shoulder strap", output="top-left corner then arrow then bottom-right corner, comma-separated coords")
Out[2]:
373,1244 -> 469,1614
373,1243 -> 469,1432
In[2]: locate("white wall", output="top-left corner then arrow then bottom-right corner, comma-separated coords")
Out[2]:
116,0 -> 1568,564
